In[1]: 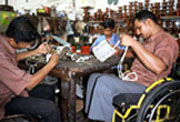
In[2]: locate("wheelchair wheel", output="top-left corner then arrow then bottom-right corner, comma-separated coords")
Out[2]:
136,81 -> 180,122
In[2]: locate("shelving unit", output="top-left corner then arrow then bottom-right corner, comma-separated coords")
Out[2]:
88,20 -> 103,24
161,16 -> 180,21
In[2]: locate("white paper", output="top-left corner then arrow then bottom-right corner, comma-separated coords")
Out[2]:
92,40 -> 116,62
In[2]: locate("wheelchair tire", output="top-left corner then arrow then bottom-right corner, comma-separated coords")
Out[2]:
136,81 -> 180,122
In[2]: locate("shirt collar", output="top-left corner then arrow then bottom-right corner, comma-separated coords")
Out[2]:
106,33 -> 116,42
0,34 -> 15,55
148,29 -> 163,42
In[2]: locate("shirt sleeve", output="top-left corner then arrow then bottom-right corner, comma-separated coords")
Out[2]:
154,38 -> 176,67
0,54 -> 32,96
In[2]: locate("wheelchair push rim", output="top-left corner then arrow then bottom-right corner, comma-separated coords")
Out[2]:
136,81 -> 180,122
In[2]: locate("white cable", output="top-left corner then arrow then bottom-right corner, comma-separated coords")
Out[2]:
117,46 -> 138,82
113,40 -> 121,48
28,39 -> 39,50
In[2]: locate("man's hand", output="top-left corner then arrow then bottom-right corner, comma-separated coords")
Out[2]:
27,51 -> 60,91
49,52 -> 60,65
119,34 -> 135,47
37,42 -> 51,54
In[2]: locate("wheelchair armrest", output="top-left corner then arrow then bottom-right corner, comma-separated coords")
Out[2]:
113,93 -> 142,109
112,78 -> 173,109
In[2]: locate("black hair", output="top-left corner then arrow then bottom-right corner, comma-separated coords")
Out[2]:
102,18 -> 115,29
133,10 -> 158,25
5,16 -> 40,43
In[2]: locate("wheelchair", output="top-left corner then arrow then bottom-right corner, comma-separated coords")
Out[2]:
112,78 -> 180,122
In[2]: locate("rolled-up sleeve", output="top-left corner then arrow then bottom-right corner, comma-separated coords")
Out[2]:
154,38 -> 176,67
0,54 -> 32,96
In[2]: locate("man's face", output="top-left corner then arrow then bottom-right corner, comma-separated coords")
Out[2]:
103,28 -> 113,37
134,19 -> 151,39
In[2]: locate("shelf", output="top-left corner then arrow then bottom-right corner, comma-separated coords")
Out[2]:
80,6 -> 94,10
88,19 -> 124,24
88,21 -> 103,24
160,16 -> 180,21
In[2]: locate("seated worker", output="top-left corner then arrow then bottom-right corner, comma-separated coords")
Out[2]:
0,16 -> 61,122
85,10 -> 179,122
90,18 -> 125,53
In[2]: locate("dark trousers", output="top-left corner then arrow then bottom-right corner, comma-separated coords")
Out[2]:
5,84 -> 61,122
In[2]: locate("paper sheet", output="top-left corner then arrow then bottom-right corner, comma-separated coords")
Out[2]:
92,40 -> 116,62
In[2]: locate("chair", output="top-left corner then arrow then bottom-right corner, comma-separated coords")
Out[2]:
112,78 -> 180,122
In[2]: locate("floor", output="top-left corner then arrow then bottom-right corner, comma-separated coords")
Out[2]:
0,112 -> 90,122
0,99 -> 88,122
0,118 -> 29,122
0,116 -> 38,122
